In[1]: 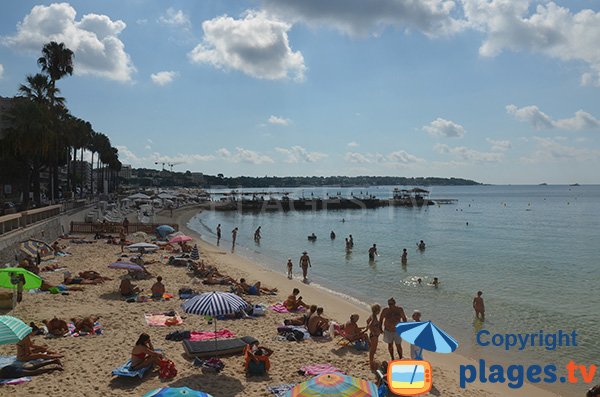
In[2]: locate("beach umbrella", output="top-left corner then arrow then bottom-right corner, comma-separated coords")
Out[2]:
0,315 -> 32,345
168,235 -> 192,244
156,225 -> 175,238
127,243 -> 159,252
190,245 -> 199,261
182,291 -> 249,352
128,193 -> 151,200
395,321 -> 458,353
285,372 -> 378,397
0,268 -> 42,290
19,240 -> 53,261
142,387 -> 213,397
108,261 -> 145,272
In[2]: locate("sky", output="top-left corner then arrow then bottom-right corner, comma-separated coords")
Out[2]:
1,0 -> 599,184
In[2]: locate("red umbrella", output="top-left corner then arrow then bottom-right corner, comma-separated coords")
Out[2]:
169,235 -> 193,244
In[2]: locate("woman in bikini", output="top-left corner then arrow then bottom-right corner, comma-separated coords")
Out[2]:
131,333 -> 162,370
367,304 -> 382,371
17,334 -> 63,362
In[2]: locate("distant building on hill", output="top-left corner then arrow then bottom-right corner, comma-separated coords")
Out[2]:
119,164 -> 133,179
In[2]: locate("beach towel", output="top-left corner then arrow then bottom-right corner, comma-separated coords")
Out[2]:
269,303 -> 306,313
267,384 -> 295,397
0,356 -> 17,369
67,321 -> 103,337
111,360 -> 150,378
0,377 -> 32,385
189,329 -> 235,341
144,313 -> 183,327
299,363 -> 345,376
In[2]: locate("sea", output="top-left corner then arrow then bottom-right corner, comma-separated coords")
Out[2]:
187,185 -> 599,394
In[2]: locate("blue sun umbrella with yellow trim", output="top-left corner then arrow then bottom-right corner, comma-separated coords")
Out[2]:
395,321 -> 458,353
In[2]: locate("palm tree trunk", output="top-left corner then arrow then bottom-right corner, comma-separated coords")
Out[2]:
79,148 -> 84,198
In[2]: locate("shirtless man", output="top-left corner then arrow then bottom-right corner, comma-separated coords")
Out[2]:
368,244 -> 378,260
71,315 -> 100,334
344,314 -> 368,342
151,276 -> 165,299
401,248 -> 408,265
231,227 -> 238,245
307,307 -> 329,337
380,297 -> 407,360
299,251 -> 311,282
473,290 -> 485,320
43,317 -> 69,337
120,277 -> 141,297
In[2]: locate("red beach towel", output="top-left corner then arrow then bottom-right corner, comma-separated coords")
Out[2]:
189,329 -> 236,341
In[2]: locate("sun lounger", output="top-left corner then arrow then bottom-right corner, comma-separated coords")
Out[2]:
111,360 -> 150,378
182,336 -> 258,358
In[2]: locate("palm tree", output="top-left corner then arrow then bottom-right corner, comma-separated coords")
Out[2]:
38,41 -> 74,89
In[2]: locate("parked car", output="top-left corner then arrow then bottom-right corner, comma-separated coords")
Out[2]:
1,202 -> 17,216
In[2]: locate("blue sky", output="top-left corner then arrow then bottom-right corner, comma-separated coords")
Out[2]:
1,1 -> 599,184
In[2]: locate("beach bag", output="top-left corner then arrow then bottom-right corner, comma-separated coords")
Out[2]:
252,305 -> 266,316
247,360 -> 266,376
354,340 -> 369,351
158,359 -> 177,379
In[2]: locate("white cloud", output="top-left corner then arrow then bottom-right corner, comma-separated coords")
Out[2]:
144,145 -> 151,150
486,138 -> 512,151
434,143 -> 504,162
345,152 -> 370,163
217,147 -> 273,164
507,104 -> 600,130
268,115 -> 290,126
150,71 -> 178,86
159,8 -> 191,30
188,11 -> 306,81
386,150 -> 425,164
463,0 -> 600,86
521,136 -> 600,164
152,153 -> 215,164
261,0 -> 464,37
2,3 -> 135,82
115,145 -> 142,165
423,118 -> 466,138
345,150 -> 425,165
347,141 -> 359,148
275,146 -> 327,163
147,139 -> 153,144
0,64 -> 3,79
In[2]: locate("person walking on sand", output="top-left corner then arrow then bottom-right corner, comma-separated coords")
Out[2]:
473,290 -> 485,320
299,251 -> 311,282
286,258 -> 293,279
216,224 -> 222,244
368,244 -> 378,260
380,297 -> 407,360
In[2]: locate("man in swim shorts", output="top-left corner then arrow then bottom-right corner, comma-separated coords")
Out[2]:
380,297 -> 407,360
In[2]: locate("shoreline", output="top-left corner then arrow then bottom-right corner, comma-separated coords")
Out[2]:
165,206 -> 563,397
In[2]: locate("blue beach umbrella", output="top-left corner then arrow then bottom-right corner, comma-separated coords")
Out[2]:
395,321 -> 458,353
0,315 -> 32,345
142,387 -> 213,397
156,225 -> 175,238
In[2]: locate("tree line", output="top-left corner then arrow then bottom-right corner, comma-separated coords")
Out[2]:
0,42 -> 122,209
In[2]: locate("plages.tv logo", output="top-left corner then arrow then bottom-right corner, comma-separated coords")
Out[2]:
387,321 -> 459,396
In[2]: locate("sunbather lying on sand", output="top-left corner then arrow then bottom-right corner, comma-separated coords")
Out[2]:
78,270 -> 112,282
285,305 -> 317,326
236,278 -> 278,296
17,334 -> 63,361
203,271 -> 236,285
42,317 -> 69,337
63,271 -> 103,285
0,358 -> 63,379
40,280 -> 84,292
71,315 -> 100,334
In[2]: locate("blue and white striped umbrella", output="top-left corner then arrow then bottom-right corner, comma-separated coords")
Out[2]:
181,291 -> 249,317
0,315 -> 32,346
395,321 -> 458,353
190,245 -> 199,261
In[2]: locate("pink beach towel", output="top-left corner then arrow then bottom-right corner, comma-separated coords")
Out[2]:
0,377 -> 32,385
144,313 -> 183,327
67,322 -> 103,337
189,329 -> 236,341
269,303 -> 306,313
300,364 -> 345,376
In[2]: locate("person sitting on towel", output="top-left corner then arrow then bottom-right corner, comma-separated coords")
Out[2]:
120,277 -> 141,297
42,317 -> 69,337
131,333 -> 163,370
151,276 -> 165,299
244,340 -> 273,376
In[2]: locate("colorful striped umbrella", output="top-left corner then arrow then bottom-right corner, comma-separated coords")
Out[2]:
0,315 -> 32,345
142,387 -> 213,397
190,245 -> 199,260
19,240 -> 53,261
395,321 -> 458,353
285,372 -> 378,397
0,268 -> 42,290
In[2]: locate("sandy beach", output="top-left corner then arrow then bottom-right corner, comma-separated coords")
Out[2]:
0,206 -> 563,397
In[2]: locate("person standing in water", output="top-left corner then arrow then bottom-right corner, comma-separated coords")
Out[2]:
231,227 -> 238,246
216,224 -> 222,244
299,251 -> 311,282
349,235 -> 354,248
254,226 -> 261,241
417,240 -> 426,250
473,291 -> 485,320
401,248 -> 408,265
330,231 -> 336,239
368,244 -> 378,260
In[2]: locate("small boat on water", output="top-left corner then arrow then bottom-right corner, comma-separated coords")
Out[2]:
392,188 -> 434,207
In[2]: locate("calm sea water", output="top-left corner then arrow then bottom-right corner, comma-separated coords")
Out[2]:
188,185 -> 599,390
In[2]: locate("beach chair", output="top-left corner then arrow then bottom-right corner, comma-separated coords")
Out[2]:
335,328 -> 369,350
111,360 -> 150,378
182,336 -> 258,358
